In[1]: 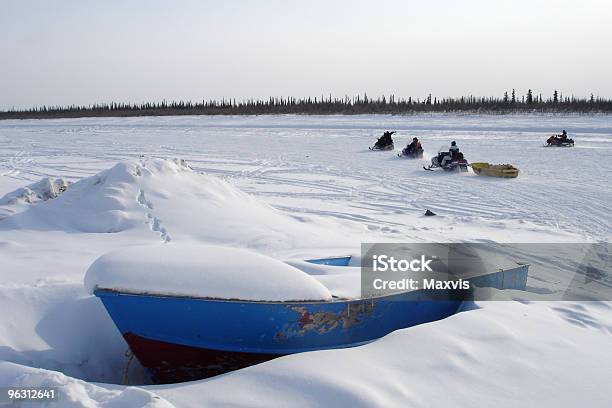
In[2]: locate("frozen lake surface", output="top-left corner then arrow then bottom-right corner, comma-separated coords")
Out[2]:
0,114 -> 611,407
1,114 -> 611,240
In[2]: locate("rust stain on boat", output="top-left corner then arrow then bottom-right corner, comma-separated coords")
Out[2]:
276,301 -> 375,341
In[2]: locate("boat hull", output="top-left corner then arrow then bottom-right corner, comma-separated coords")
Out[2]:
123,332 -> 278,383
96,264 -> 529,383
96,290 -> 463,383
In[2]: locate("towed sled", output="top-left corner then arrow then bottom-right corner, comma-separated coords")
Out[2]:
398,147 -> 424,158
471,162 -> 519,178
424,152 -> 468,172
545,136 -> 574,147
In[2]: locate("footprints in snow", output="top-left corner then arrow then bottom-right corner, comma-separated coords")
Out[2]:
367,224 -> 401,234
137,189 -> 153,209
137,189 -> 171,243
2,150 -> 32,177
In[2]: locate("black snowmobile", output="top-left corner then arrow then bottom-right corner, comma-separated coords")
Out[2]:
545,134 -> 574,147
424,149 -> 468,172
369,131 -> 395,151
398,140 -> 424,158
398,147 -> 424,158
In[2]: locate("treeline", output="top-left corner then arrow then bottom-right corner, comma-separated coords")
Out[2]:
2,89 -> 612,119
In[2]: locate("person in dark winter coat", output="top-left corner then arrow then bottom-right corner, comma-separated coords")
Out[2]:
405,137 -> 422,153
376,131 -> 395,148
449,141 -> 459,157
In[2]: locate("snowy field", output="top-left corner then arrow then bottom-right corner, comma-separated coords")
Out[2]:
0,114 -> 611,407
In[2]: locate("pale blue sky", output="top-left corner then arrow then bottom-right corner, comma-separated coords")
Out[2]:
1,0 -> 611,109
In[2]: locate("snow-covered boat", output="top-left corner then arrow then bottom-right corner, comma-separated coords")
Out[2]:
95,288 -> 464,383
88,245 -> 529,383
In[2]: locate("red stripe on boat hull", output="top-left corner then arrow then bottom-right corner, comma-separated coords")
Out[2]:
123,332 -> 279,383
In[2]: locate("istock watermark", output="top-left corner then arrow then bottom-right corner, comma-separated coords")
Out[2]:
372,254 -> 433,272
360,243 -> 612,301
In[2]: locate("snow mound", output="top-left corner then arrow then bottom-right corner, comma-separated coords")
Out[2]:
84,243 -> 333,301
1,160 -> 180,233
0,177 -> 70,205
152,301 -> 612,408
0,362 -> 174,408
1,158 -> 347,253
0,158 -> 241,234
0,283 -> 150,384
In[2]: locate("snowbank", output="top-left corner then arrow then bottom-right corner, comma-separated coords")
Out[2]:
0,362 -> 173,408
85,243 -> 333,301
3,300 -> 611,408
1,158 -> 351,253
151,301 -> 612,408
0,177 -> 70,220
0,177 -> 70,205
0,283 -> 150,384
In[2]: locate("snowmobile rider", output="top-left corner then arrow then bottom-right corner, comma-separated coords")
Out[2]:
449,141 -> 459,157
560,130 -> 568,141
377,131 -> 395,147
405,137 -> 422,153
440,141 -> 460,166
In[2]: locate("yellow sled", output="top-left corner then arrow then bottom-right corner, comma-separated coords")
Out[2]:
471,162 -> 519,178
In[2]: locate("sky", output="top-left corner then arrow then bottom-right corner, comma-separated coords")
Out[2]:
1,0 -> 611,110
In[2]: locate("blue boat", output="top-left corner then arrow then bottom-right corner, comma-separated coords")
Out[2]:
305,255 -> 353,266
94,254 -> 528,383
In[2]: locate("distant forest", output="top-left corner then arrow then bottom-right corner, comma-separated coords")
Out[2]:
2,89 -> 612,119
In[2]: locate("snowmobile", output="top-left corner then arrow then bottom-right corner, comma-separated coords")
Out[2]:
369,142 -> 394,151
545,135 -> 574,147
369,131 -> 395,151
424,150 -> 468,172
398,147 -> 424,158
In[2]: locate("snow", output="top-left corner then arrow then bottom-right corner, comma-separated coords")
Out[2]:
285,259 -> 363,299
0,114 -> 611,407
0,177 -> 70,221
0,156 -> 349,250
0,362 -> 172,408
85,243 -> 332,301
0,177 -> 69,206
152,300 -> 612,408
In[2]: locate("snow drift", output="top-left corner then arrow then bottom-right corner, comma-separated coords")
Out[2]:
151,300 -> 612,408
0,177 -> 70,220
0,177 -> 70,205
1,158 -> 349,253
3,300 -> 611,408
85,243 -> 333,301
0,362 -> 171,408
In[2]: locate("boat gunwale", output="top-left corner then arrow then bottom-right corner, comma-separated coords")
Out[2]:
92,263 -> 529,304
304,255 -> 352,265
93,287 -> 407,304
